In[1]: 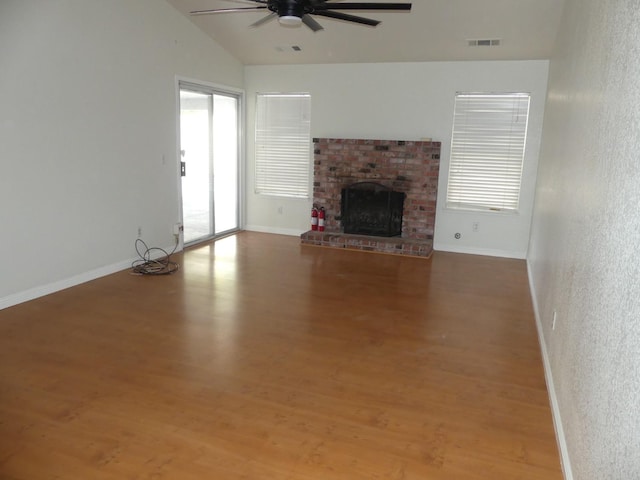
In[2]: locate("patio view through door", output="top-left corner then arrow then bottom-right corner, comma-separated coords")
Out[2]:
179,83 -> 240,244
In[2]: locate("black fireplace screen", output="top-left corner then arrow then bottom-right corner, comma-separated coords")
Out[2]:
341,182 -> 405,237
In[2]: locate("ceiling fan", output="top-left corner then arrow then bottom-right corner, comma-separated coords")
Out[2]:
190,0 -> 412,32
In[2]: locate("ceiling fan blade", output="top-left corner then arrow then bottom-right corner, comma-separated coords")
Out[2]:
313,10 -> 380,27
190,6 -> 268,16
250,12 -> 278,27
302,14 -> 324,32
313,2 -> 411,11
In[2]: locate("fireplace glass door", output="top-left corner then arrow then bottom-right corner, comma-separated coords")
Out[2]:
341,182 -> 405,237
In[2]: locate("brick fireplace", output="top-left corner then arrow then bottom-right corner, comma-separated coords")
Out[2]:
300,138 -> 440,258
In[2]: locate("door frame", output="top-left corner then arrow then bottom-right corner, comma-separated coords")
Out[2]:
175,76 -> 245,246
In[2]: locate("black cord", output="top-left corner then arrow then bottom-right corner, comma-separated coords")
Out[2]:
131,238 -> 179,275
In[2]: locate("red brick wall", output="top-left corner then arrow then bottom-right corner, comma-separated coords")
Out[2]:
312,138 -> 440,240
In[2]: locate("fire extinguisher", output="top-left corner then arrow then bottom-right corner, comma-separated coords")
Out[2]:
311,207 -> 318,231
318,207 -> 326,232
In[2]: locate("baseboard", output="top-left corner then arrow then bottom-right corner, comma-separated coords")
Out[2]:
0,244 -> 180,311
527,260 -> 574,480
243,225 -> 305,237
434,243 -> 526,259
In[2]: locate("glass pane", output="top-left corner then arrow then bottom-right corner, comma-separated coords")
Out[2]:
213,94 -> 239,234
180,90 -> 213,243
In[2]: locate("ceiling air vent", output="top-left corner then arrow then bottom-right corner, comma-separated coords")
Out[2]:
467,39 -> 501,47
275,45 -> 303,52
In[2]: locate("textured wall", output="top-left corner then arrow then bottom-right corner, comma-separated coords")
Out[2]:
528,0 -> 640,478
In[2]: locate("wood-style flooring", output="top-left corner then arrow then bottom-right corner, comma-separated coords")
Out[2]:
0,232 -> 563,479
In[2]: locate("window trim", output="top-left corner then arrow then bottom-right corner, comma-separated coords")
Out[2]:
254,92 -> 312,199
445,92 -> 531,214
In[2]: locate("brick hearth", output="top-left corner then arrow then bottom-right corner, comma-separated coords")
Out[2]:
300,231 -> 435,257
301,138 -> 440,258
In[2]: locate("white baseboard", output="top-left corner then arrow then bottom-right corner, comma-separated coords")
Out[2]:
0,244 -> 180,311
434,243 -> 526,259
243,225 -> 305,237
527,260 -> 574,480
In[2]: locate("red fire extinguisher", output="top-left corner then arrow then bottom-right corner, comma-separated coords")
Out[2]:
318,207 -> 326,232
311,207 -> 318,231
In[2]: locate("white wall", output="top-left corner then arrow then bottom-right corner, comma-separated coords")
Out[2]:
0,0 -> 243,308
244,61 -> 549,258
528,0 -> 640,478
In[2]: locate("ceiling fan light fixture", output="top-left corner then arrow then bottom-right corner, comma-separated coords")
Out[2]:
278,15 -> 303,27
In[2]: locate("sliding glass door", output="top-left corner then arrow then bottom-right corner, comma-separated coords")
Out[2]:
179,83 -> 241,244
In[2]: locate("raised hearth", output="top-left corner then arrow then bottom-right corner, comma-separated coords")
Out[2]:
301,231 -> 433,258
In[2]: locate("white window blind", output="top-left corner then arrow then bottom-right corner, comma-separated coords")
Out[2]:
446,92 -> 531,212
255,93 -> 311,198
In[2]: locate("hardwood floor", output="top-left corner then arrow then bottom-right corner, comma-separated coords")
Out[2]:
0,232 -> 562,479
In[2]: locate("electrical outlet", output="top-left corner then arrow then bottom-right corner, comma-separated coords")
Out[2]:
472,222 -> 479,232
277,206 -> 283,214
552,310 -> 557,330
173,223 -> 183,235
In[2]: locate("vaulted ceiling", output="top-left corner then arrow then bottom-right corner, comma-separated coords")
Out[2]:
166,0 -> 566,65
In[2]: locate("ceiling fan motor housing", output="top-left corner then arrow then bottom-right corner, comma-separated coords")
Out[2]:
268,0 -> 311,18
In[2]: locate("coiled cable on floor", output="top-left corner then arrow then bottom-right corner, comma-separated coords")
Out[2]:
131,238 -> 179,275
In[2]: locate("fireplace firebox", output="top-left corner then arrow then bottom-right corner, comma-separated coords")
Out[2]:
341,182 -> 405,237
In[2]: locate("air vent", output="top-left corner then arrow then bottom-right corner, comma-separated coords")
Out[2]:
275,45 -> 303,52
467,39 -> 501,47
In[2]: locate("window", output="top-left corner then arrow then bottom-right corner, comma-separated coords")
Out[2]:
255,93 -> 311,198
446,92 -> 531,212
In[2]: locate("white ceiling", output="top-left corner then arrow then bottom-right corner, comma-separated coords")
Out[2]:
166,0 -> 566,66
